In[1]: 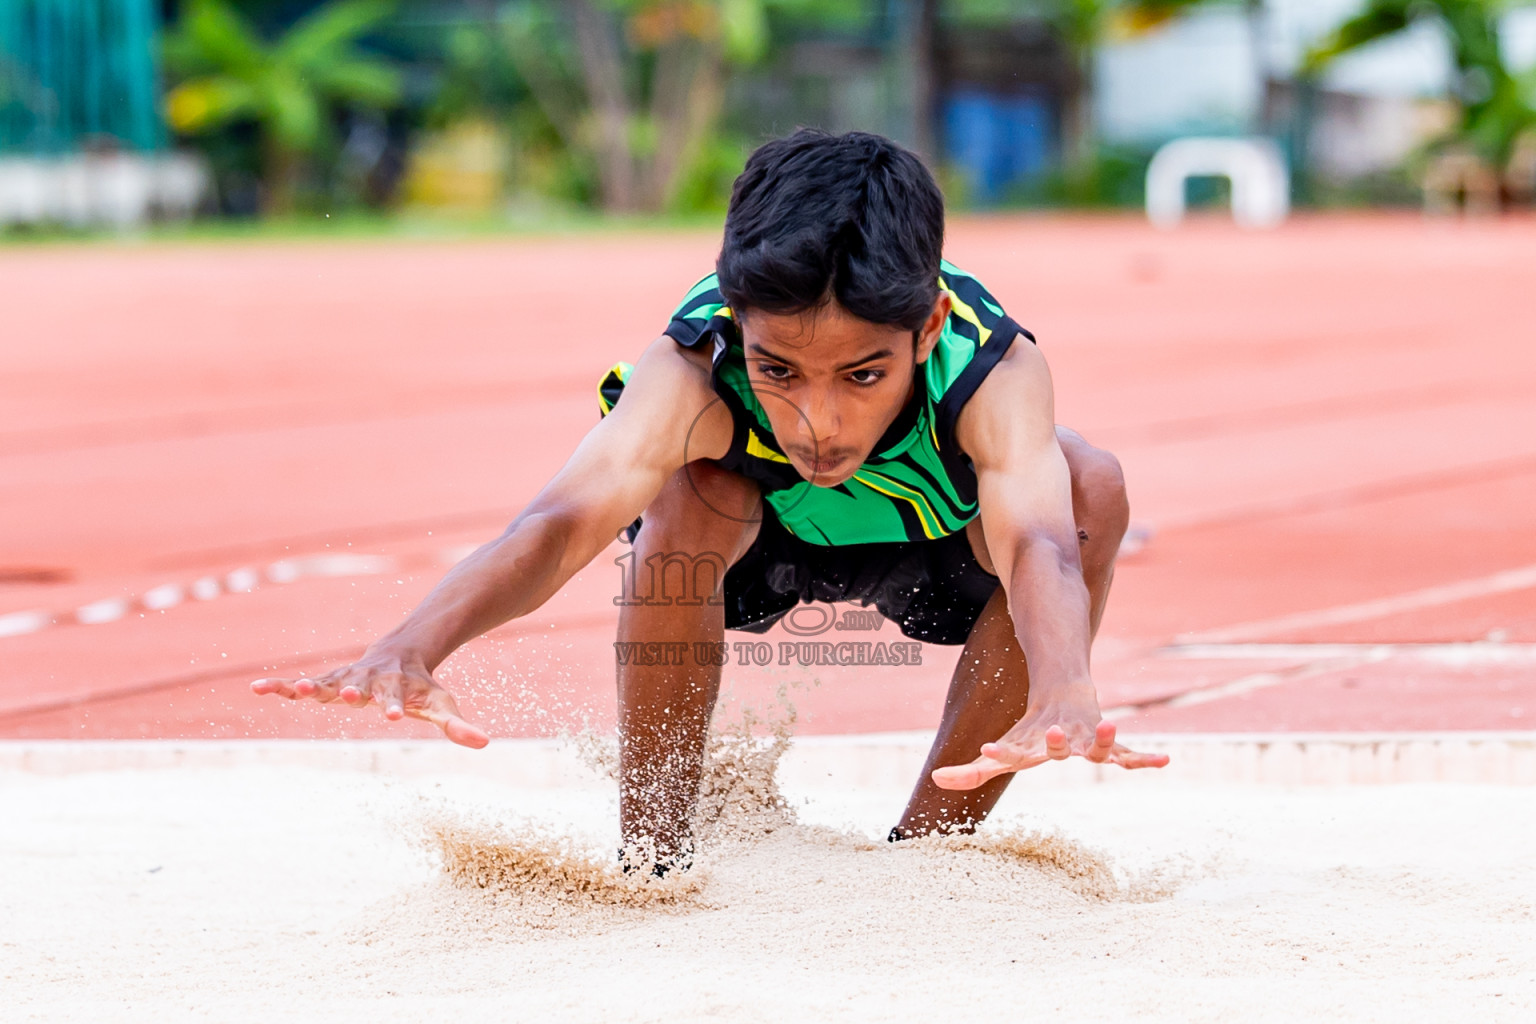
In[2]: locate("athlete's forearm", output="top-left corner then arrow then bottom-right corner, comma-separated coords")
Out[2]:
360,340 -> 720,673
1001,532 -> 1096,705
365,509 -> 593,672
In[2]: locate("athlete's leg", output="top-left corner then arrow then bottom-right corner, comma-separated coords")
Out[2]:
891,429 -> 1128,838
1059,426 -> 1130,637
616,462 -> 761,864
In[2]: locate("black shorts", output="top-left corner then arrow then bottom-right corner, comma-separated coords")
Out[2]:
720,504 -> 1001,646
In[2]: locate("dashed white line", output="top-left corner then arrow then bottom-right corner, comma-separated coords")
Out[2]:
141,584 -> 184,610
1,552 -> 404,641
75,598 -> 129,625
267,554 -> 393,580
225,568 -> 260,593
0,610 -> 50,638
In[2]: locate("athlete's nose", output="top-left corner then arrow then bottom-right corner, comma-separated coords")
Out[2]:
795,384 -> 840,454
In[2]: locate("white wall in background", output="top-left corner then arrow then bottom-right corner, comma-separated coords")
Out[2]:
0,153 -> 210,229
1503,8 -> 1536,71
1094,0 -> 1536,144
1096,9 -> 1261,143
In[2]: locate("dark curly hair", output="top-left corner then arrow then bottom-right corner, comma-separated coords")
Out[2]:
716,129 -> 945,333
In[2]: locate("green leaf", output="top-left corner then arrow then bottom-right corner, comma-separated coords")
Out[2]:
1303,0 -> 1412,72
159,30 -> 213,79
310,59 -> 402,108
164,77 -> 259,133
278,0 -> 396,71
1521,64 -> 1536,108
182,0 -> 268,79
262,70 -> 324,151
721,0 -> 768,64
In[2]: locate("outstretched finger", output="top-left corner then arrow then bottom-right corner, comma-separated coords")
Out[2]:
442,715 -> 491,749
1110,745 -> 1171,770
297,670 -> 346,703
326,666 -> 371,707
251,677 -> 300,699
370,674 -> 407,722
408,691 -> 490,750
1084,720 -> 1117,763
931,754 -> 1014,791
978,739 -> 1048,768
1045,725 -> 1071,760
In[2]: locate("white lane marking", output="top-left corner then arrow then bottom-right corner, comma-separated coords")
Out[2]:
0,610 -> 50,638
1112,640 -> 1536,718
75,597 -> 129,625
1105,652 -> 1377,719
1174,563 -> 1536,645
1,551 -> 405,641
225,567 -> 260,593
142,584 -> 184,610
267,554 -> 393,580
294,554 -> 393,577
1163,641 -> 1536,665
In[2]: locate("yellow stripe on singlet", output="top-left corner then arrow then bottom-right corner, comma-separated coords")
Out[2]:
597,361 -> 630,415
939,277 -> 992,346
852,470 -> 942,539
746,430 -> 789,463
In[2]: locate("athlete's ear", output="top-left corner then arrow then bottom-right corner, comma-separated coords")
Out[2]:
914,292 -> 951,365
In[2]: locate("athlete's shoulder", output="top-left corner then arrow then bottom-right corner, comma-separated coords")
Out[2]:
665,273 -> 731,348
599,332 -> 728,442
937,259 -> 1012,343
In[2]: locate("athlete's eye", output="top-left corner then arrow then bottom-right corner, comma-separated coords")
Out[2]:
757,363 -> 791,380
848,368 -> 884,385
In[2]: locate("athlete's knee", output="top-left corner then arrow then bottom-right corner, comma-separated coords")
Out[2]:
1059,431 -> 1129,541
636,462 -> 759,558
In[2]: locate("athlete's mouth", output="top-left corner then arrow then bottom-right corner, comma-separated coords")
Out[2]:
788,449 -> 857,478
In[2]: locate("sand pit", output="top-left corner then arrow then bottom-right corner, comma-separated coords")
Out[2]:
2,739 -> 1533,1023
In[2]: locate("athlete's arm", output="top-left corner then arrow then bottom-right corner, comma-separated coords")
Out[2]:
252,335 -> 733,748
930,340 -> 1166,788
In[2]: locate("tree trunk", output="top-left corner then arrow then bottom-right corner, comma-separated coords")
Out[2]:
262,136 -> 300,215
643,37 -> 725,211
569,0 -> 637,212
908,0 -> 940,164
1058,37 -> 1094,174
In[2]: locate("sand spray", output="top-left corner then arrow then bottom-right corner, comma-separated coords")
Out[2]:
357,682 -> 1194,948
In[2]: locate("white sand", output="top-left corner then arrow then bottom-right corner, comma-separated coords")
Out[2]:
2,749 -> 1534,1022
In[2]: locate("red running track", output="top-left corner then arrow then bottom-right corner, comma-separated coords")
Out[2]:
1,213 -> 1533,740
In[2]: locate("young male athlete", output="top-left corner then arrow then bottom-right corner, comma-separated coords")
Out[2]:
254,129 -> 1168,868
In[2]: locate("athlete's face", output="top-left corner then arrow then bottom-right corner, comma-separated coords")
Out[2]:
739,294 -> 950,487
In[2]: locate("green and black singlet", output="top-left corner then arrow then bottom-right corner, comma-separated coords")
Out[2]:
598,260 -> 1033,548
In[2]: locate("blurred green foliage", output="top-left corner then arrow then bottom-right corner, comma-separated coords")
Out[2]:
1012,143 -> 1156,207
400,0 -> 861,215
1306,0 -> 1536,177
150,0 -> 1536,222
491,0 -> 799,213
163,0 -> 402,212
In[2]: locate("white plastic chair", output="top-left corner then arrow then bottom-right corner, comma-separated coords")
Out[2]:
1145,137 -> 1290,229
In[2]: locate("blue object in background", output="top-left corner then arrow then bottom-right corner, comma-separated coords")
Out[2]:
0,0 -> 163,154
942,89 -> 1054,203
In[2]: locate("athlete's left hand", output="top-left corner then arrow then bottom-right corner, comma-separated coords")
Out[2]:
930,703 -> 1169,790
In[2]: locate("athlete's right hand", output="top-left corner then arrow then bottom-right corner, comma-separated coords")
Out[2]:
251,652 -> 490,749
